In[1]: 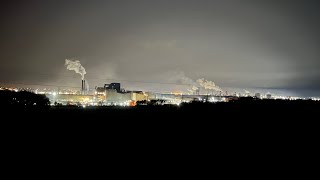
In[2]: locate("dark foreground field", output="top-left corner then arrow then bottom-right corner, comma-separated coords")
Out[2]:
2,94 -> 318,157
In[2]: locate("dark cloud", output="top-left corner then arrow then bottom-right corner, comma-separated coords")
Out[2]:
0,0 -> 320,96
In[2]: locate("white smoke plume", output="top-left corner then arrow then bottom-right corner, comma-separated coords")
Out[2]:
196,78 -> 222,92
65,59 -> 86,80
169,70 -> 197,93
168,70 -> 222,93
171,70 -> 196,85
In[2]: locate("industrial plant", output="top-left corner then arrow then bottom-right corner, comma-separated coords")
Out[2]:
44,78 -> 295,107
44,81 -> 146,106
46,59 -> 228,106
2,59 -> 318,107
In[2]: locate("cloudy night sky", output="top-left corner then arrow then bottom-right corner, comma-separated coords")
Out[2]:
1,0 -> 320,96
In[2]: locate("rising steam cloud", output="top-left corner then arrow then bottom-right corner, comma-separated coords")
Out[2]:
170,70 -> 222,93
196,78 -> 222,92
172,70 -> 195,85
65,59 -> 86,80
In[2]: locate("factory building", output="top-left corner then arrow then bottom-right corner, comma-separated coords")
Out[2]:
43,82 -> 147,106
95,83 -> 147,105
105,83 -> 121,93
96,83 -> 122,94
46,81 -> 232,106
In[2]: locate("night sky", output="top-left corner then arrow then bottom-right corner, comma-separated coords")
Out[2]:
1,0 -> 320,96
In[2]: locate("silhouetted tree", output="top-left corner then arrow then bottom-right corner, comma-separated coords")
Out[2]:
0,90 -> 50,110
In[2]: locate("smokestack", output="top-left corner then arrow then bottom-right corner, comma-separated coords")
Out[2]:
81,80 -> 85,94
83,80 -> 86,92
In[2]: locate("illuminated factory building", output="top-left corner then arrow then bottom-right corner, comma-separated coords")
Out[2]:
95,83 -> 147,105
46,82 -> 147,106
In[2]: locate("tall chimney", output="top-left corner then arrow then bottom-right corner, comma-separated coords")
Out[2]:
81,80 -> 84,94
83,80 -> 86,95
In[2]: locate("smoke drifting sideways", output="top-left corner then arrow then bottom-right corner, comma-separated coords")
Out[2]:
172,70 -> 222,94
65,59 -> 86,80
196,78 -> 223,92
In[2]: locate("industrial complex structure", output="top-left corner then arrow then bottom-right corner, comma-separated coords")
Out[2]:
2,82 -> 319,106
3,78 -> 312,107
46,81 -> 148,106
41,79 -> 233,106
44,80 -> 241,106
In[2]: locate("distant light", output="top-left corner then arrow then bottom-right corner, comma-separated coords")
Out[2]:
53,92 -> 57,96
82,105 -> 86,108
